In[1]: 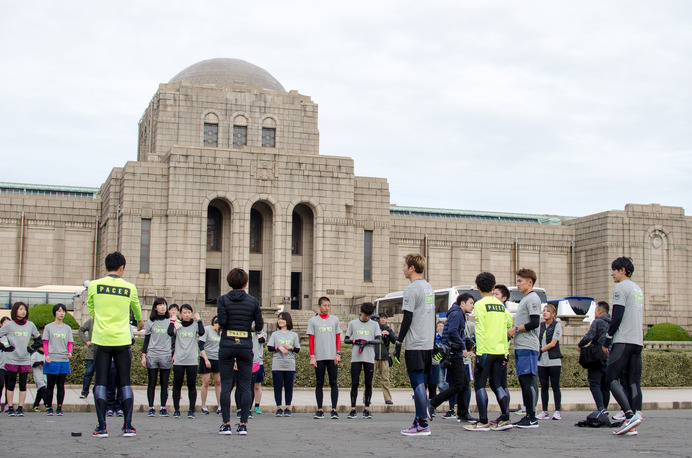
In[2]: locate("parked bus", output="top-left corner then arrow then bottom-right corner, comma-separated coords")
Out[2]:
374,285 -> 482,319
0,285 -> 85,318
506,286 -> 548,316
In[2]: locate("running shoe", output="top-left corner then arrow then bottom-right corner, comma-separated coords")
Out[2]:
254,406 -> 262,415
188,411 -> 195,419
46,407 -> 54,416
148,407 -> 156,417
218,423 -> 232,435
635,411 -> 643,420
173,410 -> 181,419
283,408 -> 291,417
56,407 -> 63,416
314,410 -> 325,419
427,400 -> 435,420
122,423 -> 136,437
363,409 -> 372,419
401,420 -> 431,436
536,411 -> 549,420
216,407 -> 222,415
385,400 -> 394,405
160,407 -> 169,417
3,404 -> 8,412
276,408 -> 284,417
513,406 -> 526,416
463,422 -> 490,431
116,409 -> 124,417
32,406 -> 40,413
106,410 -> 114,417
442,410 -> 456,420
612,411 -> 626,421
513,416 -> 539,429
348,409 -> 357,419
201,406 -> 210,415
552,411 -> 562,420
7,407 -> 15,417
16,407 -> 24,416
491,420 -> 514,431
330,409 -> 339,419
93,423 -> 108,438
614,414 -> 642,436
624,429 -> 638,436
490,415 -> 502,425
236,424 -> 248,435
457,413 -> 479,424
248,410 -> 254,419
80,391 -> 88,399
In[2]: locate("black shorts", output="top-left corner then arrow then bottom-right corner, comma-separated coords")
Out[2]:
404,349 -> 432,374
199,359 -> 220,374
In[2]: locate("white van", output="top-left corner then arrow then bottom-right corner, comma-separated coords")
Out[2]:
505,286 -> 548,316
374,285 -> 481,319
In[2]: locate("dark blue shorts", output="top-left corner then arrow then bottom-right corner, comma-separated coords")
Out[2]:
43,361 -> 71,375
515,349 -> 538,376
255,364 -> 265,383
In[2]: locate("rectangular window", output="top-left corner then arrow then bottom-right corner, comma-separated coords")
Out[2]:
140,218 -> 151,274
204,123 -> 218,147
205,269 -> 220,304
233,125 -> 247,148
261,127 -> 276,147
364,230 -> 373,282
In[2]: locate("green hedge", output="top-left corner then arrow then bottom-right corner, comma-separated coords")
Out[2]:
49,340 -> 692,388
644,323 -> 692,341
28,304 -> 79,330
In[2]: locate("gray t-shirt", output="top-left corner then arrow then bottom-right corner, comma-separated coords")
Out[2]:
252,330 -> 267,365
174,323 -> 201,366
200,326 -> 221,360
31,351 -> 46,389
145,319 -> 172,358
0,335 -> 10,369
463,321 -> 475,365
0,320 -> 41,366
268,330 -> 300,371
402,278 -> 435,350
538,321 -> 562,367
612,279 -> 644,346
307,314 -> 342,361
514,291 -> 541,351
43,322 -> 74,363
346,318 -> 381,364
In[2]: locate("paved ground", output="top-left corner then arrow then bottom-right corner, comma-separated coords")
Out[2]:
2,410 -> 691,457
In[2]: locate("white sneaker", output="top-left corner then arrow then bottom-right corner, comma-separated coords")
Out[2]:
552,411 -> 562,420
614,414 -> 642,435
535,411 -> 549,420
613,411 -> 626,421
624,428 -> 638,436
513,406 -> 526,416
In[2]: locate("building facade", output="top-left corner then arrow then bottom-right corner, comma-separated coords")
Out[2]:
1,58 -> 690,331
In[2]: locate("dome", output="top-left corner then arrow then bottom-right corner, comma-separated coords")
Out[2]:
169,58 -> 286,92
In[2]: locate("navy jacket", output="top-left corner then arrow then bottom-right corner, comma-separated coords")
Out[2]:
441,304 -> 466,358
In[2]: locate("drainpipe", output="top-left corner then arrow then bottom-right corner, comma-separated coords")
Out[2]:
116,205 -> 121,251
424,233 -> 429,281
93,214 -> 99,279
18,212 -> 25,286
571,240 -> 575,296
514,237 -> 518,272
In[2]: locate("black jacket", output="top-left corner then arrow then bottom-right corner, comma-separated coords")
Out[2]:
217,290 -> 263,349
374,324 -> 397,361
578,313 -> 612,348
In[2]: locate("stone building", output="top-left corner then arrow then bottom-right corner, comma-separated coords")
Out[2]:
0,58 -> 690,333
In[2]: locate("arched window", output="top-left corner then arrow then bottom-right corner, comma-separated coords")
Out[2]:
204,113 -> 219,147
292,210 -> 302,255
250,208 -> 263,253
207,206 -> 222,251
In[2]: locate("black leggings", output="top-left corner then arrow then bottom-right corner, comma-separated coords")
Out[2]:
172,365 -> 198,411
93,344 -> 134,424
606,343 -> 642,414
538,366 -> 562,411
147,368 -> 171,408
272,370 -> 295,406
315,360 -> 339,410
5,371 -> 28,392
350,362 -> 374,408
45,373 -> 68,408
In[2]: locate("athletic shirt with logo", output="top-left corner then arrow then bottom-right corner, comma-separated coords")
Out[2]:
346,318 -> 381,363
268,330 -> 300,371
0,335 -> 8,369
87,275 -> 142,346
173,323 -> 201,366
200,325 -> 221,360
538,321 -> 562,367
402,278 -> 435,351
307,314 -> 342,361
145,319 -> 173,358
514,291 -> 541,351
474,296 -> 513,356
612,279 -> 644,346
0,321 -> 40,366
43,322 -> 73,362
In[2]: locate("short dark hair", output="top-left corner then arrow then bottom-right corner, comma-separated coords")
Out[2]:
278,311 -> 293,330
105,251 -> 127,272
318,296 -> 330,306
227,268 -> 249,289
168,303 -> 179,312
10,302 -> 28,321
0,316 -> 10,325
516,268 -> 537,285
360,302 -> 375,316
52,303 -> 67,316
378,312 -> 388,319
597,301 -> 610,314
180,304 -> 193,313
475,272 -> 496,293
494,284 -> 510,301
455,293 -> 475,305
150,297 -> 169,320
611,257 -> 634,277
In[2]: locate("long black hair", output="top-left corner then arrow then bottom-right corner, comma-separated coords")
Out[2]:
150,297 -> 169,320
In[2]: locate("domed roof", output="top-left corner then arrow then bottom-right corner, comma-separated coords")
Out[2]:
169,58 -> 286,92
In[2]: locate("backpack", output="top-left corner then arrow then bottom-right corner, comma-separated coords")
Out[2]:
575,410 -> 611,428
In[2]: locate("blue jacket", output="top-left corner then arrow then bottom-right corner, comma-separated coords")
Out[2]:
442,304 -> 466,358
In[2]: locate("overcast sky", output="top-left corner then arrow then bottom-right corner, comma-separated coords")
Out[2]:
1,1 -> 690,217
